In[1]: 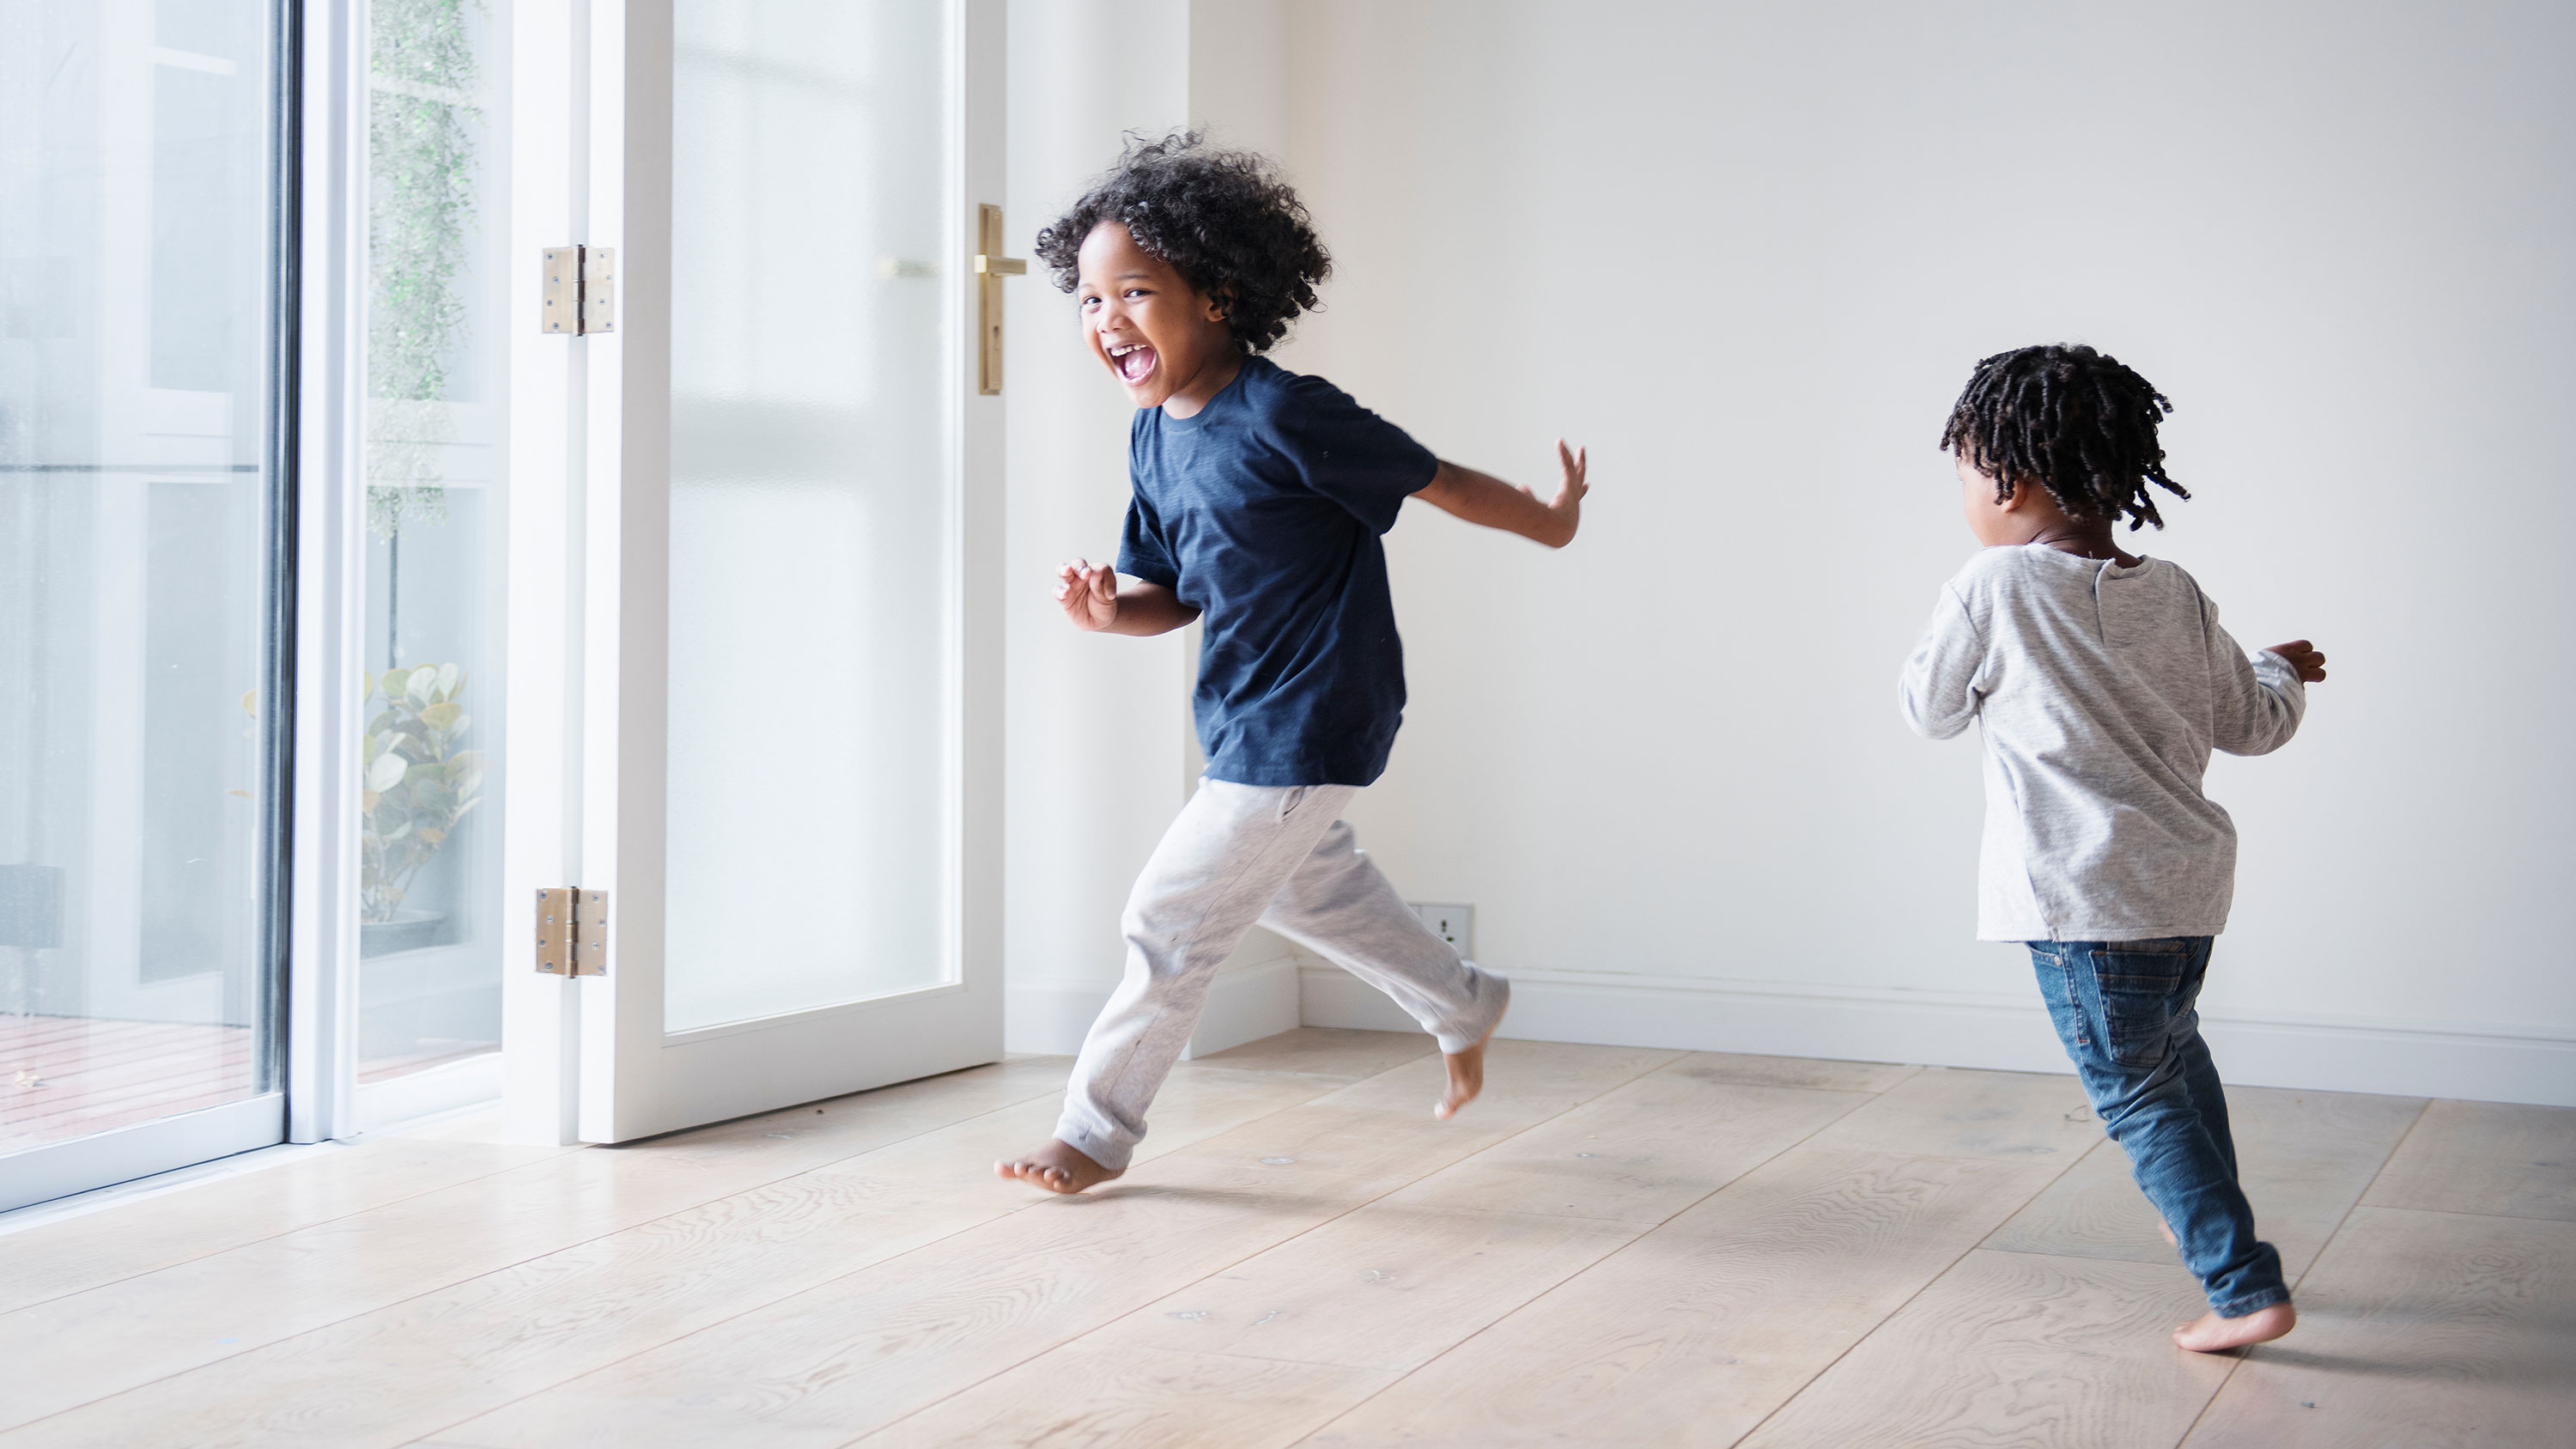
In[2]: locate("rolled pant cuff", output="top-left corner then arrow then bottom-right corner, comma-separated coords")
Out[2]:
1055,1124 -> 1134,1174
2211,1286 -> 2291,1318
1429,971 -> 1510,1056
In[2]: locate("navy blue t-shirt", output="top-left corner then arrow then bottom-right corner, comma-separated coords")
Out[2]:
1119,356 -> 1438,788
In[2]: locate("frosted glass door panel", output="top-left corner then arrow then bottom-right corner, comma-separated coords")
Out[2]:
665,2 -> 952,1033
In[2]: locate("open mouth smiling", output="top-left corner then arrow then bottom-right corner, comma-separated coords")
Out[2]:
1107,341 -> 1157,384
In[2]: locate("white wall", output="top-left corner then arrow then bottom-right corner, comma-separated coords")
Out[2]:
1273,0 -> 2576,1103
1000,0 -> 1301,1055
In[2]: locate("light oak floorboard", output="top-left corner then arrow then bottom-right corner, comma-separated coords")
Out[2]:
425,1154 -> 1351,1449
0,1056 -> 1074,1433
0,1136 -> 576,1315
423,1041 -> 1677,1449
1079,1204 -> 1642,1372
1736,1248 -> 2233,1448
1985,1086 -> 2427,1277
2358,1099 -> 2576,1222
0,1066 -> 1336,1449
26,1033 -> 2561,1449
1298,1147 -> 2069,1447
1801,1066 -> 2103,1162
1382,1061 -> 1877,1225
1655,1050 -> 1921,1094
2182,1206 -> 2576,1449
861,1344 -> 1396,1449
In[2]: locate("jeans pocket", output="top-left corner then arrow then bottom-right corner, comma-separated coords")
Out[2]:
2095,947 -> 2188,1068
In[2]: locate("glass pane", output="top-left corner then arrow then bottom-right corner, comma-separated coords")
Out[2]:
356,0 -> 512,1081
665,1 -> 952,1032
1,0 -> 281,1153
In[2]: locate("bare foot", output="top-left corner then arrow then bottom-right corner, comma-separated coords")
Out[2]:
2159,1218 -> 2178,1248
1435,1013 -> 1506,1122
2174,1301 -> 2294,1353
994,1139 -> 1122,1196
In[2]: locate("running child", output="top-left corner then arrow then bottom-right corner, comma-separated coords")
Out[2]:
997,133 -> 1587,1196
1900,344 -> 2327,1352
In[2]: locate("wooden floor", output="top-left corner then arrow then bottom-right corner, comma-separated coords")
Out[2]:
0,1028 -> 2567,1447
0,1016 -> 258,1152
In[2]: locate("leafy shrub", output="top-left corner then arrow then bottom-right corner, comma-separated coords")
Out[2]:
360,663 -> 484,923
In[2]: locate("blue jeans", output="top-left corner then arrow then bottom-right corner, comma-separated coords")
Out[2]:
2028,937 -> 2289,1317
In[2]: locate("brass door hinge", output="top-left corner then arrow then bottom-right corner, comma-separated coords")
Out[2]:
535,887 -> 608,975
974,204 -> 1027,394
540,246 -> 617,335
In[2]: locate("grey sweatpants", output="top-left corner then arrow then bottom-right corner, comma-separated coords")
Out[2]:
1056,777 -> 1510,1172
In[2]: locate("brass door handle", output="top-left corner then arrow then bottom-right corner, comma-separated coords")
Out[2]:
975,204 -> 1027,394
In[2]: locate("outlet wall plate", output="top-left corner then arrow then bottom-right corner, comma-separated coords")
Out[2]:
1410,902 -> 1473,958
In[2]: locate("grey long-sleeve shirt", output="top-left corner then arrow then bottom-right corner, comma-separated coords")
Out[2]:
1899,544 -> 2306,942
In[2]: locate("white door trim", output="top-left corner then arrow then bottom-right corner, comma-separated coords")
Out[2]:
496,0 -> 594,1147
284,0 -> 369,1146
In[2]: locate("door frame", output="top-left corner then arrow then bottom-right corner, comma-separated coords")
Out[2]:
283,0 -> 368,1147
500,0 -> 1008,1145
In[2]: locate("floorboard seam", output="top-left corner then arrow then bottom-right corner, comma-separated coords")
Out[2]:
3,1079 -> 1086,1438
0,1068 -> 1076,1306
396,1068 -> 1372,1449
1719,1131 -> 2088,1447
2286,1093 -> 2433,1294
831,1049 -> 1692,1448
1288,1062 -> 1907,1446
0,1146 -> 583,1316
2166,1093 -> 2432,1449
2171,1357 -> 2246,1446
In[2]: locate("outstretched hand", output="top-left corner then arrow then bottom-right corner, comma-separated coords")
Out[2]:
2266,640 -> 2327,683
1545,440 -> 1589,546
1406,443 -> 1593,548
1056,557 -> 1120,631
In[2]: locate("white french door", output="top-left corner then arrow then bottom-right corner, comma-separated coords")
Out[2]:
501,0 -> 1005,1143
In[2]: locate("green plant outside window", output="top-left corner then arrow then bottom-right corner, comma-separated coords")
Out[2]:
361,665 -> 485,924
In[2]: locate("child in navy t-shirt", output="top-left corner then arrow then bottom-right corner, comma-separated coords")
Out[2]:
998,133 -> 1590,1196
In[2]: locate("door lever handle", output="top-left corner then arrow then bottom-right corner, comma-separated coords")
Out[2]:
975,204 -> 1026,394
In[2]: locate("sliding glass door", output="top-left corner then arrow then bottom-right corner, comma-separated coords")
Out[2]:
0,0 -> 292,1211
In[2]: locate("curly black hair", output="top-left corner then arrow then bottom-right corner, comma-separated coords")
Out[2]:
1939,344 -> 2190,531
1033,131 -> 1330,355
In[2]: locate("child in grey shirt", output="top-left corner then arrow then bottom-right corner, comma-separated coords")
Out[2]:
1901,344 -> 2327,1353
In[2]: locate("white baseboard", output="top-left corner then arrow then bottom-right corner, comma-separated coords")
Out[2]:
1297,965 -> 2576,1108
1005,937 -> 1307,1060
1183,958 -> 1303,1058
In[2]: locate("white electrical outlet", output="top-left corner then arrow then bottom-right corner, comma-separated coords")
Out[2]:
1410,902 -> 1473,957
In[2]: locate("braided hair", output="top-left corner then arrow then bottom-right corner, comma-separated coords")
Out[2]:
1939,344 -> 2189,531
1035,131 -> 1330,356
